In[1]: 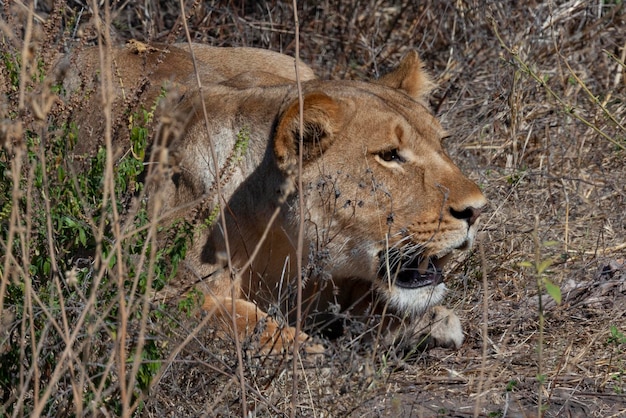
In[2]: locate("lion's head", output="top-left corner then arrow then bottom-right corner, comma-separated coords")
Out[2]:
268,54 -> 486,317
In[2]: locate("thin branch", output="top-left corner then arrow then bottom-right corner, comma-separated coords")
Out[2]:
291,0 -> 305,416
178,2 -> 248,415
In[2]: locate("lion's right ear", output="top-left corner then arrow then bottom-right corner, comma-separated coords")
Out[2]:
377,51 -> 434,102
274,92 -> 342,173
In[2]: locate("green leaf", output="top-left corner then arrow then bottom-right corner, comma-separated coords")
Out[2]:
78,228 -> 87,247
537,258 -> 552,274
609,325 -> 626,344
43,259 -> 51,276
518,261 -> 533,268
542,278 -> 561,304
542,240 -> 559,247
64,216 -> 77,229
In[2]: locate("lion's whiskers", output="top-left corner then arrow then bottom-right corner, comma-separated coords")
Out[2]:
377,234 -> 427,277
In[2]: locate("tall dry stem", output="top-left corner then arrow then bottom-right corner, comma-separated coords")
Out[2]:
290,0 -> 306,417
178,1 -> 248,414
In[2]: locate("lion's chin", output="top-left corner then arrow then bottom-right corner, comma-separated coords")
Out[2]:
386,283 -> 447,316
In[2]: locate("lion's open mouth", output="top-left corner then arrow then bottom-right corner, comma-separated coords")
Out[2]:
380,252 -> 452,289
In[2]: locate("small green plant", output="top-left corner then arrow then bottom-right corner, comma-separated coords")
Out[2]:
204,204 -> 221,228
506,379 -> 519,392
606,325 -> 626,394
608,325 -> 626,346
0,69 -> 193,416
518,217 -> 562,416
198,126 -> 250,230
518,240 -> 562,306
1,51 -> 20,92
505,170 -> 525,186
234,126 -> 251,161
178,288 -> 204,317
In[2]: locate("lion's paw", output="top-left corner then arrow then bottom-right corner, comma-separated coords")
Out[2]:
394,305 -> 464,352
421,305 -> 464,349
203,296 -> 325,356
255,318 -> 326,355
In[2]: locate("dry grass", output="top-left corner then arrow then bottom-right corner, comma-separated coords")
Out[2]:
1,0 -> 625,417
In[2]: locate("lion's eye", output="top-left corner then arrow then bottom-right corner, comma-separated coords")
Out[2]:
378,149 -> 404,163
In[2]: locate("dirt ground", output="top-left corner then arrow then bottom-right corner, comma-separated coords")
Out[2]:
2,1 -> 625,417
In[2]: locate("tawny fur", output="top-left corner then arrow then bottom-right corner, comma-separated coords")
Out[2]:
57,42 -> 486,354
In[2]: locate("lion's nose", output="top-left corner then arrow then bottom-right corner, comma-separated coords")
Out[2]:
450,206 -> 482,226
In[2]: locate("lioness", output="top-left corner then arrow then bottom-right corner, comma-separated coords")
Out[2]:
58,42 -> 486,354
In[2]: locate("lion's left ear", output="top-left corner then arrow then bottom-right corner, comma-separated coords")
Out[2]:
377,51 -> 434,102
274,92 -> 342,173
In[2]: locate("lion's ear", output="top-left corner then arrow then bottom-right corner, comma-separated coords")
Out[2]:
274,92 -> 342,172
377,51 -> 434,102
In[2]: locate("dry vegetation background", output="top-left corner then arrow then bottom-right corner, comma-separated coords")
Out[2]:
1,0 -> 625,417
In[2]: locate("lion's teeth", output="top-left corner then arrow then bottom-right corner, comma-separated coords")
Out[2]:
417,257 -> 429,273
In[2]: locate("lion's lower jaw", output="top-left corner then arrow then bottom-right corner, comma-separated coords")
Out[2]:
385,283 -> 447,317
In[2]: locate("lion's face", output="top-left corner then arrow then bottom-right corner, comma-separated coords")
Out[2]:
274,67 -> 486,315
